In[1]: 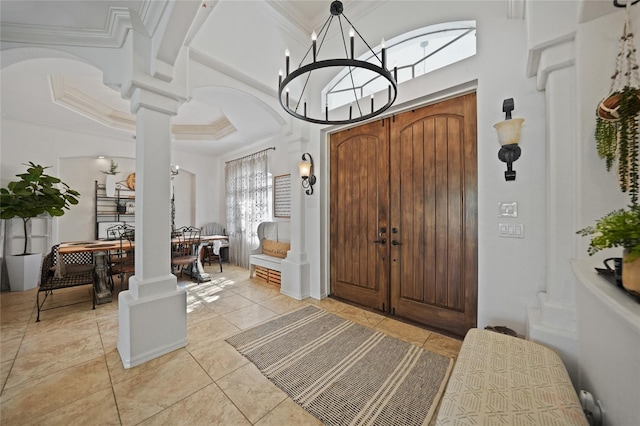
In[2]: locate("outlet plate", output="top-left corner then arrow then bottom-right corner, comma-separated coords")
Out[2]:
498,202 -> 518,218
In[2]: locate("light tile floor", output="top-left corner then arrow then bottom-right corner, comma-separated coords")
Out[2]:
0,264 -> 462,425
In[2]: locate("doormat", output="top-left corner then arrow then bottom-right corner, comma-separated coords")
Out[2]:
226,305 -> 453,426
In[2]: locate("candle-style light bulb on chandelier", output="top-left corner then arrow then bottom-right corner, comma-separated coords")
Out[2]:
278,0 -> 397,125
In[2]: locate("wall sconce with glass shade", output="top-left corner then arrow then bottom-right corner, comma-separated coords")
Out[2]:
494,98 -> 524,181
299,153 -> 316,195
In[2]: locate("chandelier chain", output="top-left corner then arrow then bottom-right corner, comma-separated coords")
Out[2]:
342,13 -> 382,65
295,15 -> 334,114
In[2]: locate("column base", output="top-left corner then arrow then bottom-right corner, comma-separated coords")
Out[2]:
117,275 -> 187,369
280,256 -> 310,300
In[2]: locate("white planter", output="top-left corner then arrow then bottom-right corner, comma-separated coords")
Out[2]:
105,174 -> 117,197
6,253 -> 42,291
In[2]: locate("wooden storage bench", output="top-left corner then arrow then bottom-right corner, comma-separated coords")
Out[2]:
254,265 -> 282,285
249,239 -> 289,285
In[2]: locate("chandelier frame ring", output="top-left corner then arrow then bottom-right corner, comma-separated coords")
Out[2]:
279,58 -> 398,126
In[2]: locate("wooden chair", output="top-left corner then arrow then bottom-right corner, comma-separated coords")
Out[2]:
171,226 -> 201,282
37,245 -> 95,322
106,224 -> 135,290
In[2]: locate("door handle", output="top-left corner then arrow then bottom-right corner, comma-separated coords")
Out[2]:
391,240 -> 402,246
373,238 -> 386,244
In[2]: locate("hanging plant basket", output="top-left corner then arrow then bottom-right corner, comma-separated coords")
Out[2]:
594,3 -> 640,206
597,91 -> 640,121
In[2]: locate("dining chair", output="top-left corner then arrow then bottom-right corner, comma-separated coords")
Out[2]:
202,222 -> 230,264
171,226 -> 201,282
203,239 -> 224,273
106,224 -> 135,290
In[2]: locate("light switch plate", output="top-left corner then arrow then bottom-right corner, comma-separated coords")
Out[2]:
498,223 -> 524,238
498,202 -> 518,218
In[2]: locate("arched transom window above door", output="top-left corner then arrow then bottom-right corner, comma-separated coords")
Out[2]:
322,21 -> 477,111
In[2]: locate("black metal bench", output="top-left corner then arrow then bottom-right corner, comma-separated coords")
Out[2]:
37,247 -> 95,322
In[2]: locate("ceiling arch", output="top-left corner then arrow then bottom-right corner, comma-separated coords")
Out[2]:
188,85 -> 286,146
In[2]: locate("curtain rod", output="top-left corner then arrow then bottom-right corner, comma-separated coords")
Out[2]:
225,146 -> 276,164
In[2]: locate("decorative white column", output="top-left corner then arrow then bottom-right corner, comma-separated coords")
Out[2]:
118,88 -> 186,369
280,140 -> 311,300
525,38 -> 580,383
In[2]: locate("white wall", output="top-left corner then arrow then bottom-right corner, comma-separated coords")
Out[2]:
0,1 -> 563,339
574,8 -> 640,425
306,1 -> 545,334
59,156 -> 136,242
577,8 -> 634,258
1,118 -> 217,245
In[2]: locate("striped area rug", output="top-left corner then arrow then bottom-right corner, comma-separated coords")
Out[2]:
226,305 -> 453,426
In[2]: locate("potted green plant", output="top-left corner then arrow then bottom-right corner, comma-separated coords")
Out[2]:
0,162 -> 80,291
101,159 -> 119,197
577,207 -> 640,294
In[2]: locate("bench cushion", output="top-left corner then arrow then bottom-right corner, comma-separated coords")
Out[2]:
262,239 -> 290,259
435,328 -> 587,425
250,254 -> 284,271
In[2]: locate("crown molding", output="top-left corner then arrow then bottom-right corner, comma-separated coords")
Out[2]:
340,1 -> 386,26
184,1 -> 219,47
173,116 -> 236,140
0,1 -> 167,48
266,0 -> 382,36
50,75 -> 236,140
264,0 -> 387,53
50,75 -> 137,130
261,1 -> 310,48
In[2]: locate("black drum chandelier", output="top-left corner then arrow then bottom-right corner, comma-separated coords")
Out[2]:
278,0 -> 397,125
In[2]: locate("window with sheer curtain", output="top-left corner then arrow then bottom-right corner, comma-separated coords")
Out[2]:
225,150 -> 270,268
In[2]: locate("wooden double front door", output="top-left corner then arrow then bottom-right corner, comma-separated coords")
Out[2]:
329,93 -> 477,336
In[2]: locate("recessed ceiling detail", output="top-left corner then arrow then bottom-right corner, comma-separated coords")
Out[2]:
0,1 -> 165,48
173,118 -> 236,141
50,75 -> 136,132
50,76 -> 237,140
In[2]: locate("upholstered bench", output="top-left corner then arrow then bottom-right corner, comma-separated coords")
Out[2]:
249,239 -> 289,285
435,328 -> 588,425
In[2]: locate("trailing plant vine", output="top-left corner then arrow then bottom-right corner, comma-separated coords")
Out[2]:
595,112 -> 617,171
595,86 -> 640,205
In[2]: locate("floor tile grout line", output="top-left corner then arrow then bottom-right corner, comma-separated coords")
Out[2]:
1,265 -> 460,425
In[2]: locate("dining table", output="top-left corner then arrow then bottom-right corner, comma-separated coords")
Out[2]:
59,234 -> 229,304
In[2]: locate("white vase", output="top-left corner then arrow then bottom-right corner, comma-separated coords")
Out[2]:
5,253 -> 42,291
105,174 -> 117,197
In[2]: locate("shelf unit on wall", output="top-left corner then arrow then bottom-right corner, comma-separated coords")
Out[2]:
95,180 -> 135,239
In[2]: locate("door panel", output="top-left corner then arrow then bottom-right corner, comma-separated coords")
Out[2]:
330,121 -> 389,310
390,94 -> 477,336
329,93 -> 477,337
